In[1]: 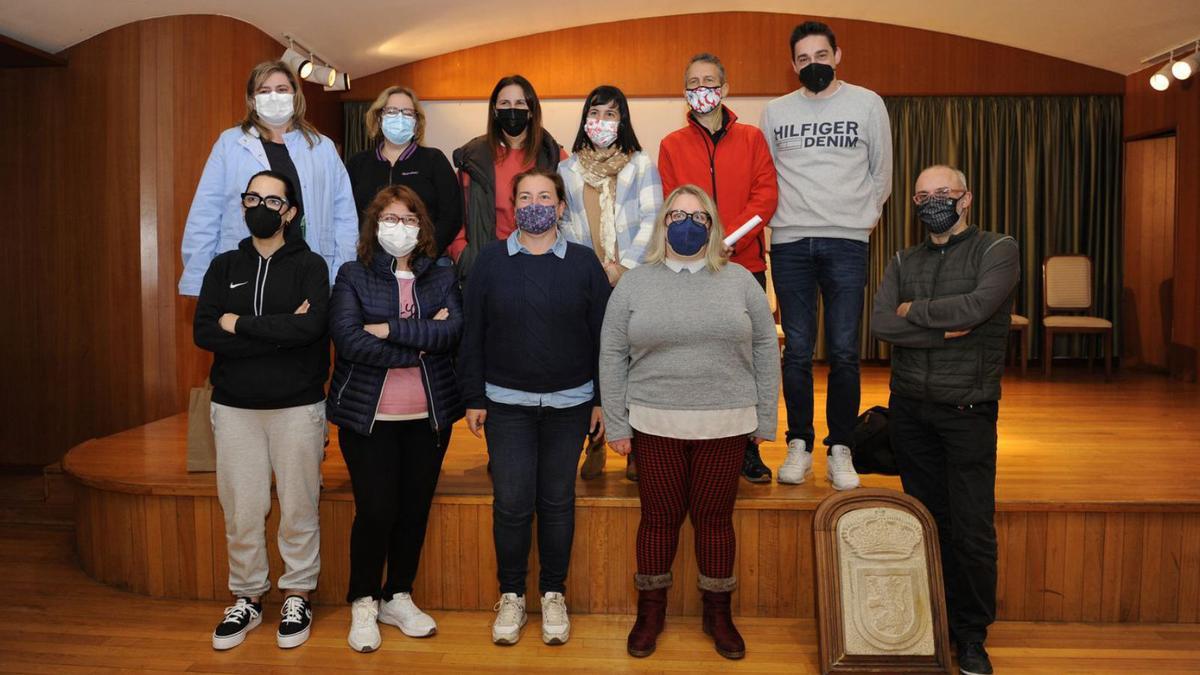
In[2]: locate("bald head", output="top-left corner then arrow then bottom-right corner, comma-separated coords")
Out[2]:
916,165 -> 968,193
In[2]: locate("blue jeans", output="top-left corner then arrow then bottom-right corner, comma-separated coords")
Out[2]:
485,400 -> 591,596
771,237 -> 869,451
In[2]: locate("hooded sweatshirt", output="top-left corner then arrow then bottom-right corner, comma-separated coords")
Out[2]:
194,236 -> 330,409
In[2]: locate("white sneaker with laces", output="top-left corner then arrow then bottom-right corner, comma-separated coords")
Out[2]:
827,444 -> 861,491
380,592 -> 437,637
777,439 -> 813,484
540,592 -> 570,645
492,593 -> 527,645
347,596 -> 381,652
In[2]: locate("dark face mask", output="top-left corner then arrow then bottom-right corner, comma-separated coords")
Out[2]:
245,204 -> 284,239
798,62 -> 835,93
916,195 -> 963,235
495,108 -> 530,137
666,217 -> 708,257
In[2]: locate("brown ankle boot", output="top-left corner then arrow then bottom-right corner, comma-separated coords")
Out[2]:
701,590 -> 745,659
579,433 -> 607,479
626,587 -> 668,657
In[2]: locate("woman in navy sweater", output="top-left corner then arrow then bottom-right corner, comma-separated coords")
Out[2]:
326,185 -> 464,653
458,169 -> 610,647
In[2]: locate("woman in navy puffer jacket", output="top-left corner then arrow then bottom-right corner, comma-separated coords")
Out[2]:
327,184 -> 464,652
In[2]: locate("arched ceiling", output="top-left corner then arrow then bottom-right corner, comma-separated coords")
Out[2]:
3,1 -> 1198,77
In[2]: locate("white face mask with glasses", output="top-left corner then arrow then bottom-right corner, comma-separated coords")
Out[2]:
377,216 -> 420,258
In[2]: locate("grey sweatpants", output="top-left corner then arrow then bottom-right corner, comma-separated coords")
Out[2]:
212,401 -> 325,597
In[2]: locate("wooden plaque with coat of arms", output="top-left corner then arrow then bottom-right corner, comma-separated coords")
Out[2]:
813,488 -> 954,674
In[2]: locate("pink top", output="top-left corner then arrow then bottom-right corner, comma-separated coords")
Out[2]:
376,271 -> 428,420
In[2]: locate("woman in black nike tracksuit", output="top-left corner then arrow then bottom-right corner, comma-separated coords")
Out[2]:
193,169 -> 331,652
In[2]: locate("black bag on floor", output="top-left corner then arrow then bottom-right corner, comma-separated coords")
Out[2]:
851,406 -> 898,475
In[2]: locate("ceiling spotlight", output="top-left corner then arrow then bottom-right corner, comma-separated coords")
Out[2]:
324,72 -> 351,92
1172,52 -> 1199,80
281,46 -> 313,79
1149,62 -> 1173,91
309,63 -> 337,88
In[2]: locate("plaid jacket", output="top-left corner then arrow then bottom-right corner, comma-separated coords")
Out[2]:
558,151 -> 662,269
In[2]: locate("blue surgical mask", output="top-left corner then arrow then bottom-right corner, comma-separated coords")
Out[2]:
381,114 -> 415,145
666,217 -> 708,256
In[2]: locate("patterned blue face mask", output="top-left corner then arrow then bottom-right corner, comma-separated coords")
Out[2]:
666,217 -> 708,256
515,203 -> 558,234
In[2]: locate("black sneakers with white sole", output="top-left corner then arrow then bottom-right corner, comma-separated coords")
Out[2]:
212,597 -> 262,650
277,595 -> 313,649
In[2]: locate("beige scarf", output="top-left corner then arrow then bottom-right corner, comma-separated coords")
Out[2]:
576,147 -> 631,262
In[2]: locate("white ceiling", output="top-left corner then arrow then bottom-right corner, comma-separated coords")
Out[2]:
3,1 -> 1199,77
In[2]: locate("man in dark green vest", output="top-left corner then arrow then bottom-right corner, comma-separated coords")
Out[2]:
871,164 -> 1019,675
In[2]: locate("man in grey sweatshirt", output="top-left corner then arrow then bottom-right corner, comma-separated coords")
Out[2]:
760,20 -> 893,491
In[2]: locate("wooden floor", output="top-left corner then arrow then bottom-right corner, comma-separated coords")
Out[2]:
65,365 -> 1200,508
59,365 -> 1200,621
0,501 -> 1197,674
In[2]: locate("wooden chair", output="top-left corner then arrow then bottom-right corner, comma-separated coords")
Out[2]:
1042,255 -> 1113,381
1009,314 -> 1030,376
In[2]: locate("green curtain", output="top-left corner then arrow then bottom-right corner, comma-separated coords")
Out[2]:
852,95 -> 1122,361
342,101 -> 373,161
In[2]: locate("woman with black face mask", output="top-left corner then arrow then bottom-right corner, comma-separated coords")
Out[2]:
194,169 -> 331,652
448,75 -> 567,283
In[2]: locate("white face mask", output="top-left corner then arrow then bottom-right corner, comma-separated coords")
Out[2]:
254,92 -> 295,126
377,223 -> 420,259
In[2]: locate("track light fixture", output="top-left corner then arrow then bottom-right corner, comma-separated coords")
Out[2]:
1143,36 -> 1200,92
280,35 -> 347,90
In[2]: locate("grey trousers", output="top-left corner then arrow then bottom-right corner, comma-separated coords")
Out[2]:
212,401 -> 325,597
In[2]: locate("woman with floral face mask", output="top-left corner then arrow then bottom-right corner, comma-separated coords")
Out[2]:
457,169 -> 610,648
179,61 -> 358,297
559,85 -> 663,482
346,86 -> 462,257
326,185 -> 464,653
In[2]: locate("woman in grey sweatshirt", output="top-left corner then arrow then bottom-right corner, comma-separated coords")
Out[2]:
599,184 -> 780,660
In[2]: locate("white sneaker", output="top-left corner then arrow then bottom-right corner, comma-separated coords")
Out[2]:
540,592 -> 570,645
380,592 -> 437,637
777,439 -> 813,484
492,593 -> 527,645
347,596 -> 381,653
827,444 -> 861,491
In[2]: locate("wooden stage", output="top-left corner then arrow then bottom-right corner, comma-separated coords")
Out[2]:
63,365 -> 1200,624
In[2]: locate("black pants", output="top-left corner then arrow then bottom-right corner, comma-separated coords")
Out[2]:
889,393 -> 998,644
339,419 -> 451,603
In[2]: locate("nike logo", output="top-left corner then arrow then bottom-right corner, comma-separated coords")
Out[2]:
230,282 -> 248,289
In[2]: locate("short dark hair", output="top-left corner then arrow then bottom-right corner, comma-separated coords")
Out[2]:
790,21 -> 838,55
487,74 -> 544,166
357,184 -> 438,267
245,169 -> 299,216
571,85 -> 642,154
511,168 -> 566,205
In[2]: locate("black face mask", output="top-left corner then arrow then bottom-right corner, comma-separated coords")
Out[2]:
495,108 -> 530,137
916,195 -> 963,235
245,204 -> 284,239
798,62 -> 835,93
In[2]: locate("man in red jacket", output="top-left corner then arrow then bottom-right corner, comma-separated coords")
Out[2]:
658,52 -> 779,482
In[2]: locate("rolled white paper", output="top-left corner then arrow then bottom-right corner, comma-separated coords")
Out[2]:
722,215 -> 763,248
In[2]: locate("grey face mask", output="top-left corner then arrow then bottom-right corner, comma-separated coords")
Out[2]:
917,195 -> 963,234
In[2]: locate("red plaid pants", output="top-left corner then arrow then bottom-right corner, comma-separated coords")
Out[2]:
633,431 -> 745,579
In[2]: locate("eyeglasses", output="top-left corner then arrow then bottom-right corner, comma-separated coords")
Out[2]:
379,214 -> 420,227
666,209 -> 712,227
913,187 -> 965,206
241,192 -> 289,211
381,107 -> 418,119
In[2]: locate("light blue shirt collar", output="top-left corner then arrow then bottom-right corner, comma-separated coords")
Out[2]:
507,229 -> 567,259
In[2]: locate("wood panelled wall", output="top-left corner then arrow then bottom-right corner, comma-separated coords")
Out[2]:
1122,136 -> 1177,371
347,12 -> 1123,101
1125,68 -> 1200,381
0,15 -> 342,466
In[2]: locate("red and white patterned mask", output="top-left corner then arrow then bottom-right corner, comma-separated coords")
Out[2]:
685,86 -> 722,115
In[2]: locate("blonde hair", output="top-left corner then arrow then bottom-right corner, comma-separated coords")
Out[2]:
240,61 -> 321,148
644,185 -> 729,272
365,85 -> 427,145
